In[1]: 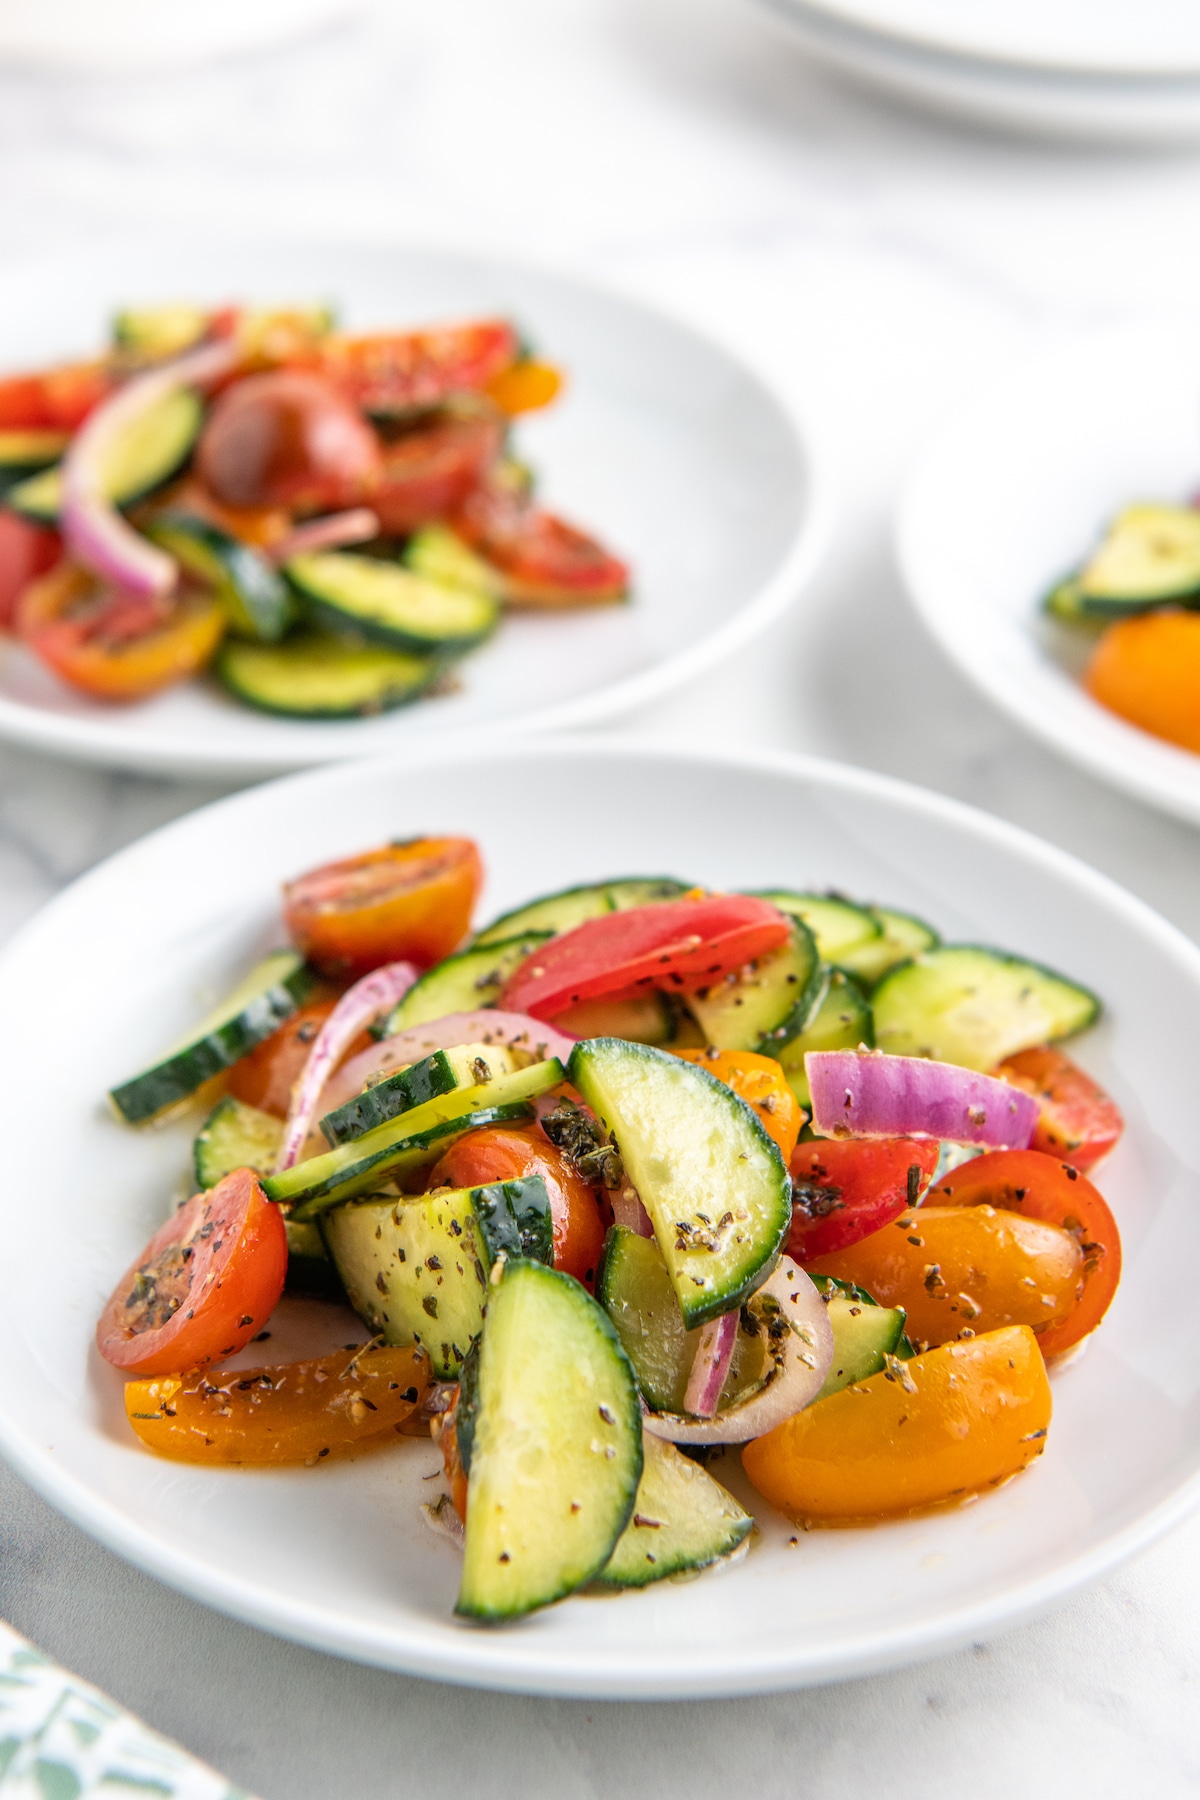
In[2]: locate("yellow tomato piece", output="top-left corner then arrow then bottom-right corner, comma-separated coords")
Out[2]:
485,359 -> 563,415
672,1047 -> 803,1161
741,1325 -> 1051,1524
124,1344 -> 430,1464
806,1205 -> 1082,1349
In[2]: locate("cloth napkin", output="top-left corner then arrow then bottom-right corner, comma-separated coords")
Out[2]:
0,1619 -> 256,1798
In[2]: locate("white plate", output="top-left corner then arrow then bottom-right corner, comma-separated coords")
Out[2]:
897,320 -> 1200,828
0,0 -> 365,71
0,238 -> 823,779
752,0 -> 1200,141
0,737 -> 1197,1698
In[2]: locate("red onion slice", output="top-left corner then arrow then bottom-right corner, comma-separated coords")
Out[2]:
611,1185 -> 654,1237
269,508 -> 381,562
683,1309 -> 739,1417
643,1258 -> 833,1445
62,340 -> 238,599
317,1010 -> 577,1119
276,961 -> 418,1170
806,1049 -> 1038,1150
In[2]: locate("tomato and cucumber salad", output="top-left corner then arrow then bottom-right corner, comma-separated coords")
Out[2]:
0,304 -> 628,719
98,837 -> 1127,1623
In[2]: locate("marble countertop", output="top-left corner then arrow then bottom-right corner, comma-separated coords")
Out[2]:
2,2 -> 1200,1794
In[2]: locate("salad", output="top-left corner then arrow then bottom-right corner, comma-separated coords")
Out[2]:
99,839 -> 1124,1624
0,306 -> 627,717
1046,501 -> 1200,755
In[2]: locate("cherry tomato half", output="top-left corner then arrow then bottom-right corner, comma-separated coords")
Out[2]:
787,1136 -> 941,1263
927,1148 -> 1121,1359
282,836 -> 483,978
0,361 -> 110,431
0,511 -> 60,629
196,370 -> 381,512
500,894 -> 791,1021
995,1047 -> 1124,1171
427,1125 -> 606,1287
742,1325 -> 1052,1525
18,563 -> 225,702
673,1048 -> 803,1162
440,1393 -> 470,1524
485,359 -> 563,416
318,318 -> 518,414
455,476 -> 628,606
371,409 -> 505,536
96,1168 -> 287,1376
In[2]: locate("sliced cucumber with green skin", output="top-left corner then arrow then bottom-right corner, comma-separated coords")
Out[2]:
402,524 -> 502,597
193,1094 -> 284,1188
777,968 -> 873,1108
112,304 -> 211,360
456,1258 -> 643,1621
809,1274 -> 907,1400
110,951 -> 314,1125
597,1227 -> 766,1413
596,1432 -> 752,1589
473,878 -> 689,949
685,919 -> 822,1054
217,632 -> 443,719
569,1039 -> 790,1329
551,992 -> 677,1046
7,387 -> 203,525
265,1059 -> 563,1217
753,891 -> 881,966
0,429 -> 68,489
285,550 -> 499,655
146,513 -> 293,641
872,945 -> 1100,1071
840,906 -> 941,987
321,1175 -> 553,1377
285,1217 -> 343,1300
319,1042 -> 519,1147
1074,503 -> 1200,612
384,933 -> 551,1033
1043,579 -> 1095,625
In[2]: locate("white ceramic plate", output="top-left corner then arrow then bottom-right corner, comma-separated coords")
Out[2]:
752,0 -> 1200,141
897,320 -> 1200,828
0,0 -> 365,71
0,737 -> 1198,1698
0,238 -> 822,779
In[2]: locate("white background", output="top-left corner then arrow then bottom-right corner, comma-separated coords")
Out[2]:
1,2 -> 1199,1794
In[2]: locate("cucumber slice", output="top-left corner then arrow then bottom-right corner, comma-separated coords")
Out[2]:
402,524 -> 502,597
1076,503 -> 1200,612
321,1175 -> 553,1377
777,968 -> 873,1107
193,1094 -> 283,1187
597,1227 -> 766,1413
283,1216 -> 343,1299
284,550 -> 499,655
216,632 -> 442,719
569,1040 -> 790,1328
596,1433 -> 752,1589
809,1275 -> 907,1400
110,951 -> 314,1125
753,891 -> 881,965
146,513 -> 293,641
384,933 -> 550,1033
872,945 -> 1100,1071
7,387 -> 202,524
685,919 -> 822,1053
319,1042 -> 519,1147
112,304 -> 211,359
0,429 -> 68,488
265,1059 -> 564,1217
456,1258 -> 642,1621
473,878 -> 688,949
1043,579 -> 1093,625
551,992 -> 677,1046
840,906 -> 940,986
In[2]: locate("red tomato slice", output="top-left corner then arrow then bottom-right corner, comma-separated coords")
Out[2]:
928,1148 -> 1121,1359
18,563 -> 225,702
283,836 -> 483,978
454,475 -> 628,606
428,1125 -> 606,1288
0,512 -> 60,629
318,319 -> 518,414
787,1136 -> 942,1263
96,1168 -> 287,1376
499,894 -> 791,1021
195,370 -> 381,512
0,362 -> 111,431
371,410 -> 504,535
994,1047 -> 1124,1171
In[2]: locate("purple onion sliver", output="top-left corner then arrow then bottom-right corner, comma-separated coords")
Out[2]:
268,508 -> 382,563
611,1185 -> 654,1238
276,961 -> 419,1170
683,1309 -> 739,1417
805,1049 -> 1038,1149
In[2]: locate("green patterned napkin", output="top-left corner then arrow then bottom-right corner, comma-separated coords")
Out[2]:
0,1621 -> 256,1798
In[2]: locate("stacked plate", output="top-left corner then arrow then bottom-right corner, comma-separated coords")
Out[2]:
752,0 -> 1200,140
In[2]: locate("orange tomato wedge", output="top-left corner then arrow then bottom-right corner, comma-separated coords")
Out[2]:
1084,609 -> 1200,753
671,1048 -> 803,1162
741,1324 -> 1051,1524
18,562 -> 225,702
486,359 -> 563,415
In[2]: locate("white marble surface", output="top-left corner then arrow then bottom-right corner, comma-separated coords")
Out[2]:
3,1 -> 1200,1793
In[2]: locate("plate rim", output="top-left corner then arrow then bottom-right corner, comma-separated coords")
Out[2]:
2,733 -> 1199,1696
0,240 -> 830,781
